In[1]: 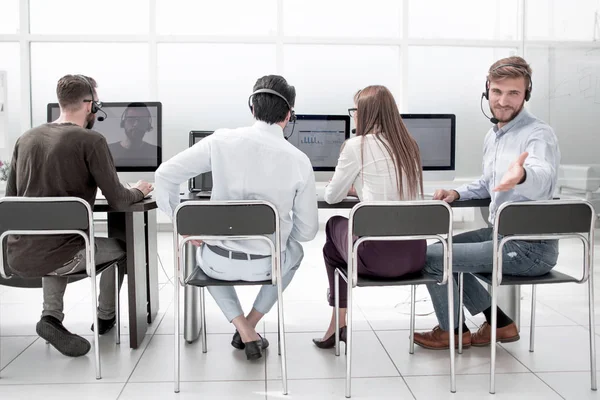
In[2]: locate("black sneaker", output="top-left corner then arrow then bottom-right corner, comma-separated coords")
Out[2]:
90,316 -> 116,335
231,330 -> 269,350
36,316 -> 91,357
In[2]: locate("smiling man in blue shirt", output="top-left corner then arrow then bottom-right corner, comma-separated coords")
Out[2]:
414,56 -> 561,350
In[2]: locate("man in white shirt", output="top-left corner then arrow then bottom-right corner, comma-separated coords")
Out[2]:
154,75 -> 319,360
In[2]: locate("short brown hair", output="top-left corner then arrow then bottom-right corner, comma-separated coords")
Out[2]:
487,56 -> 532,94
56,74 -> 97,112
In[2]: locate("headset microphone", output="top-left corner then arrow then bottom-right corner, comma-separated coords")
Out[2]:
97,108 -> 107,122
480,92 -> 499,124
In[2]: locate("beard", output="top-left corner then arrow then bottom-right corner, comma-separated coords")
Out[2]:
125,128 -> 147,145
491,102 -> 524,123
85,113 -> 96,129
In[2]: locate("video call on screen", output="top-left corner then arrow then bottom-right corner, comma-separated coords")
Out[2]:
50,104 -> 161,168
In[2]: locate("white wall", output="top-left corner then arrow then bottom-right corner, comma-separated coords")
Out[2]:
1,0 -> 599,179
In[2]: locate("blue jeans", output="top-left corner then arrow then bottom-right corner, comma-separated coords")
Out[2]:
424,228 -> 559,331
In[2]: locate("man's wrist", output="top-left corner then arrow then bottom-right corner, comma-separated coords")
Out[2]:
518,168 -> 527,185
452,190 -> 460,200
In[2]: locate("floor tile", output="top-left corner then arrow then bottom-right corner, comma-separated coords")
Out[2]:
405,373 -> 562,399
0,383 -> 124,399
264,331 -> 399,380
537,371 -> 600,400
266,377 -> 414,399
120,381 -> 266,400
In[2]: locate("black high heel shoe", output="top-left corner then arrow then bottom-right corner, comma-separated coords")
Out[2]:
312,326 -> 347,349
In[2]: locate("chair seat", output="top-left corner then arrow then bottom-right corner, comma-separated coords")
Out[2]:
0,261 -> 118,288
336,268 -> 440,287
474,270 -> 580,286
186,266 -> 272,287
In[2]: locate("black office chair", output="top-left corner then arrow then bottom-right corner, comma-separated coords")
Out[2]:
334,201 -> 456,398
457,199 -> 597,394
0,196 -> 122,380
173,200 -> 288,394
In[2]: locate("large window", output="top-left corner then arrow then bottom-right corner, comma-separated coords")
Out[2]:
408,0 -> 520,40
1,0 -> 598,177
156,0 -> 277,36
30,43 -> 150,126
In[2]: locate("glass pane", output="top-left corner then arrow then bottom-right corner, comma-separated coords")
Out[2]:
407,46 -> 517,176
525,46 -> 600,165
156,0 -> 277,35
157,44 -> 277,160
283,45 -> 401,115
0,43 -> 21,156
526,0 -> 600,41
0,0 -> 20,34
409,0 -> 520,40
31,43 -> 150,127
284,0 -> 402,37
30,0 -> 149,34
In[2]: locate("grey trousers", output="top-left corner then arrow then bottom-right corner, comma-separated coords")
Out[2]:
42,237 -> 126,322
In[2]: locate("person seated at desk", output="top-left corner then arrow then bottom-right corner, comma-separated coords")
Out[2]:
154,75 -> 318,361
108,102 -> 160,167
6,74 -> 153,357
313,85 -> 427,348
414,56 -> 561,350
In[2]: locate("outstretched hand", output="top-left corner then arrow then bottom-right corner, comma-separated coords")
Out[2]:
493,152 -> 528,192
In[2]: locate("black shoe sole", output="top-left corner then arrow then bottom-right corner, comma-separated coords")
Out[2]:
90,318 -> 116,335
36,320 -> 91,357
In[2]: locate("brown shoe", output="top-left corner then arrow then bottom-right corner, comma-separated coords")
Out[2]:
413,325 -> 472,350
472,322 -> 520,347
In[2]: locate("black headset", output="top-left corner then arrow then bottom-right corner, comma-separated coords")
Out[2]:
248,88 -> 297,122
483,63 -> 533,102
76,75 -> 101,114
120,104 -> 153,131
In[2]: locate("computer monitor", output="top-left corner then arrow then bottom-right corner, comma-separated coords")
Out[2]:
47,102 -> 162,173
188,131 -> 213,193
401,114 -> 456,181
283,114 -> 350,171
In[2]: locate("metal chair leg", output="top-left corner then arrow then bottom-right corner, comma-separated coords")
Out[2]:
588,270 -> 597,390
345,283 -> 353,398
275,260 -> 288,395
447,271 -> 456,393
91,269 -> 101,380
115,264 -> 121,345
200,287 -> 207,353
409,285 -> 416,354
335,269 -> 340,357
277,302 -> 281,356
490,279 -> 498,394
458,273 -> 464,355
174,278 -> 181,393
529,285 -> 536,353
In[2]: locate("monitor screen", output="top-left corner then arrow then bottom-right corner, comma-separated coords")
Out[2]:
47,102 -> 162,172
188,131 -> 213,192
283,114 -> 350,171
401,114 -> 455,171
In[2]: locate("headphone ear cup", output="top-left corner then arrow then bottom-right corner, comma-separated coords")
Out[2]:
525,90 -> 531,102
120,117 -> 125,128
483,80 -> 489,100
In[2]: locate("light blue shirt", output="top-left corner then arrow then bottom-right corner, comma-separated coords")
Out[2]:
455,108 -> 561,224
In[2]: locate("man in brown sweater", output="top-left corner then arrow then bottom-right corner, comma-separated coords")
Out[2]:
6,74 -> 153,357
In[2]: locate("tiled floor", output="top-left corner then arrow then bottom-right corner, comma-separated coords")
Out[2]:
1,220 -> 599,399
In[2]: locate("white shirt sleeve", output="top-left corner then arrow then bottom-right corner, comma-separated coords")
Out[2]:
324,141 -> 360,204
290,168 -> 319,242
154,136 -> 213,218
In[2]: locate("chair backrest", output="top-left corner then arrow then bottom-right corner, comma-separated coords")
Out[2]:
174,201 -> 277,237
0,197 -> 91,235
350,201 -> 452,237
0,196 -> 93,282
496,200 -> 596,236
